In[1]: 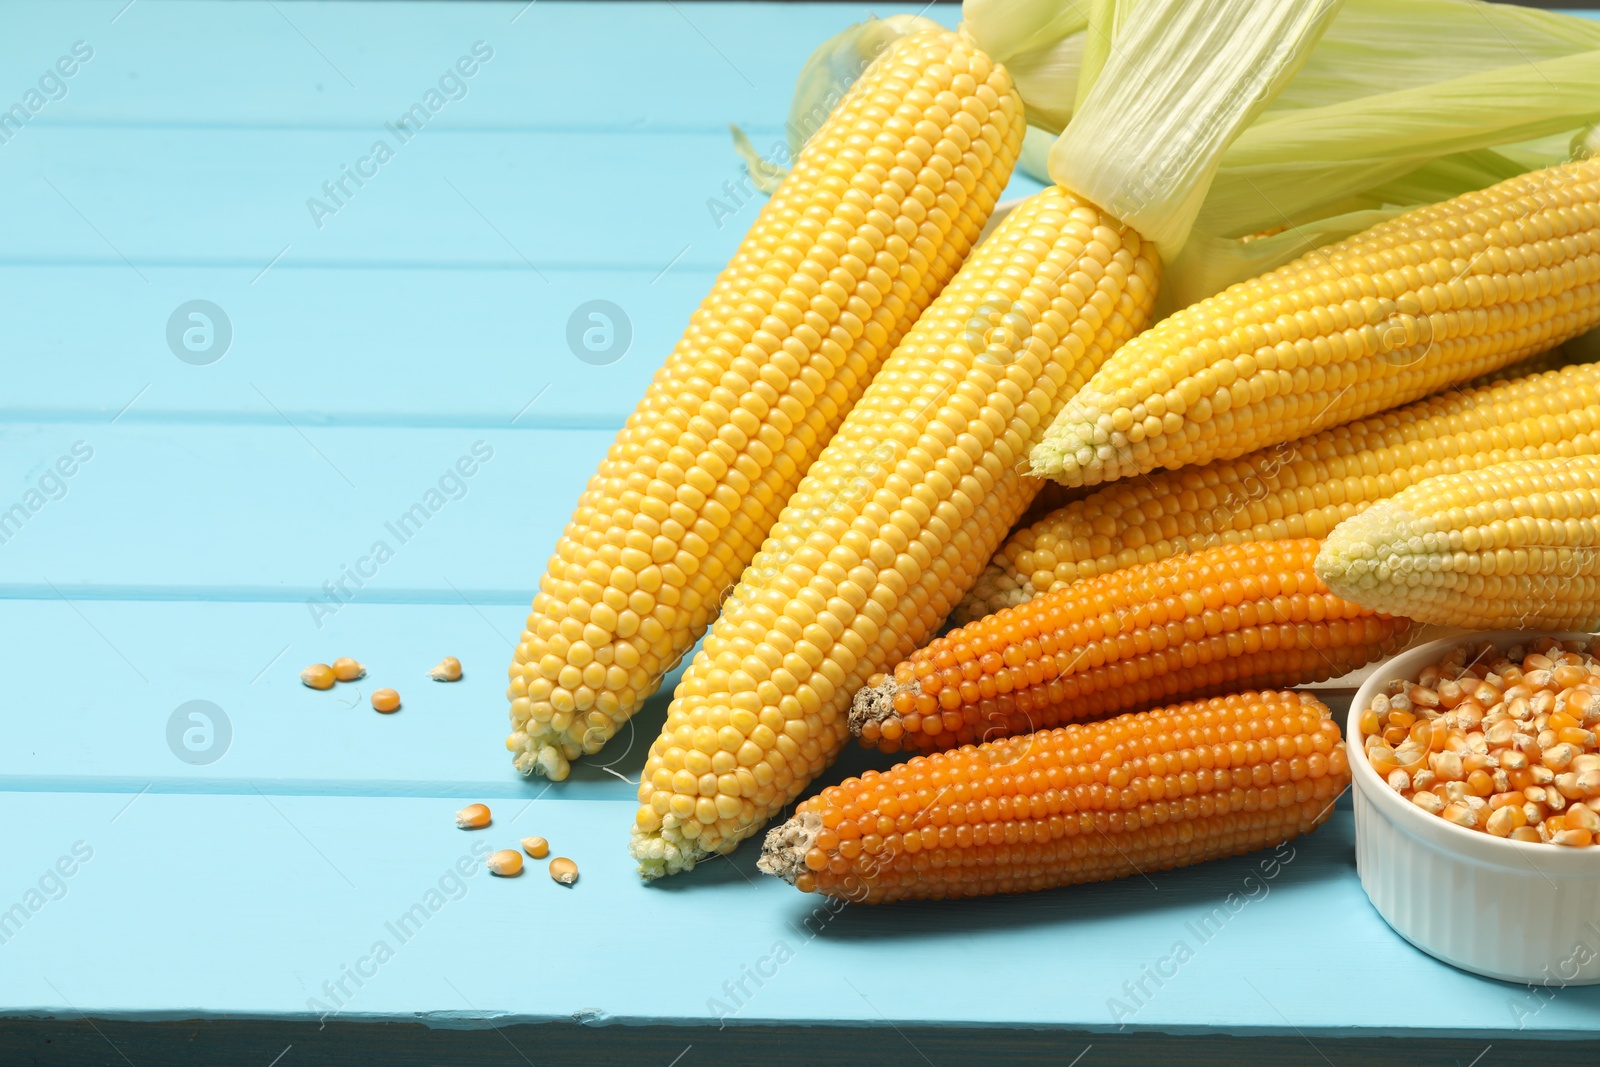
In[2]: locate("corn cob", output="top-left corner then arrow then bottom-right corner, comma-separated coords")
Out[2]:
629,187 -> 1159,876
1316,455 -> 1600,629
1032,160 -> 1600,487
853,539 -> 1409,754
505,31 -> 1025,779
760,689 -> 1348,902
959,361 -> 1600,623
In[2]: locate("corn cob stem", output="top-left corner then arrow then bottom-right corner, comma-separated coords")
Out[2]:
760,690 -> 1349,902
629,186 -> 1159,876
958,360 -> 1600,622
505,30 -> 1025,779
853,539 -> 1410,754
1032,160 -> 1600,487
1316,455 -> 1600,629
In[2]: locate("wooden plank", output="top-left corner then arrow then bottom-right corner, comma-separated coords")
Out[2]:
8,0 -> 1593,1050
0,114 -> 1041,278
0,422 -> 607,599
0,598 -> 639,797
1,1 -> 955,131
0,128 -> 793,271
1,598 -> 1375,797
0,597 -> 1386,795
3,789 -> 1596,1039
0,265 -> 715,428
8,1017 -> 1600,1067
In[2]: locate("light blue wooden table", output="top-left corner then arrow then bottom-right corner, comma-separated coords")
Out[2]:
3,2 -> 1598,1064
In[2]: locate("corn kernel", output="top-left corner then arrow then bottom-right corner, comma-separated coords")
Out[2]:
455,803 -> 491,830
371,688 -> 401,714
331,657 -> 365,682
430,656 -> 463,682
300,664 -> 336,690
521,835 -> 550,859
487,849 -> 523,876
1359,637 -> 1600,849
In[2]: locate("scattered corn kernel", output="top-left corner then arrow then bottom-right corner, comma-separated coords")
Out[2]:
521,835 -> 549,859
455,803 -> 491,830
1360,637 -> 1600,848
549,857 -> 579,885
487,849 -> 523,877
429,656 -> 462,682
371,688 -> 401,713
300,664 -> 336,690
331,657 -> 365,682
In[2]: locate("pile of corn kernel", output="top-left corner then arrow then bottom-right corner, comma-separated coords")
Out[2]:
1359,636 -> 1600,847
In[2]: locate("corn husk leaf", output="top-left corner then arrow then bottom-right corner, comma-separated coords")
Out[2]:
1137,0 -> 1600,308
1049,0 -> 1345,258
731,14 -> 943,193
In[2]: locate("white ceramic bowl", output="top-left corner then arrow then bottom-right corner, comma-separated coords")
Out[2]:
1349,630 -> 1600,986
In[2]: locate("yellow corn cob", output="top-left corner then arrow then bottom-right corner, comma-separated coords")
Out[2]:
629,186 -> 1159,876
759,690 -> 1348,902
855,539 -> 1411,755
959,360 -> 1600,623
506,30 -> 1025,779
1316,455 -> 1600,629
1032,159 -> 1600,487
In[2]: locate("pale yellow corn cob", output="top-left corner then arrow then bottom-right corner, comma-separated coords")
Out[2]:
1316,455 -> 1600,629
506,30 -> 1025,779
1032,160 -> 1600,487
958,360 -> 1600,622
630,186 -> 1159,875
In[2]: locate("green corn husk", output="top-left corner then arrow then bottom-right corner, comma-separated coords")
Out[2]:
1048,0 -> 1342,259
739,1 -> 1600,323
1168,0 -> 1600,308
731,6 -> 1089,192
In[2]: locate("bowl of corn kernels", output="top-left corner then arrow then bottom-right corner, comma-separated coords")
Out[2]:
1349,631 -> 1600,986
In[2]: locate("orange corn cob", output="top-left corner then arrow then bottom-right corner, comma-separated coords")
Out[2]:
761,690 -> 1349,902
852,539 -> 1410,754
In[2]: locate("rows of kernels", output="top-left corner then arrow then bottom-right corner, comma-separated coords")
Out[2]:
505,30 -> 1026,780
1032,160 -> 1600,487
958,361 -> 1600,622
774,690 -> 1347,902
858,539 -> 1409,753
1361,637 -> 1600,846
628,186 -> 1160,876
1316,455 -> 1600,629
